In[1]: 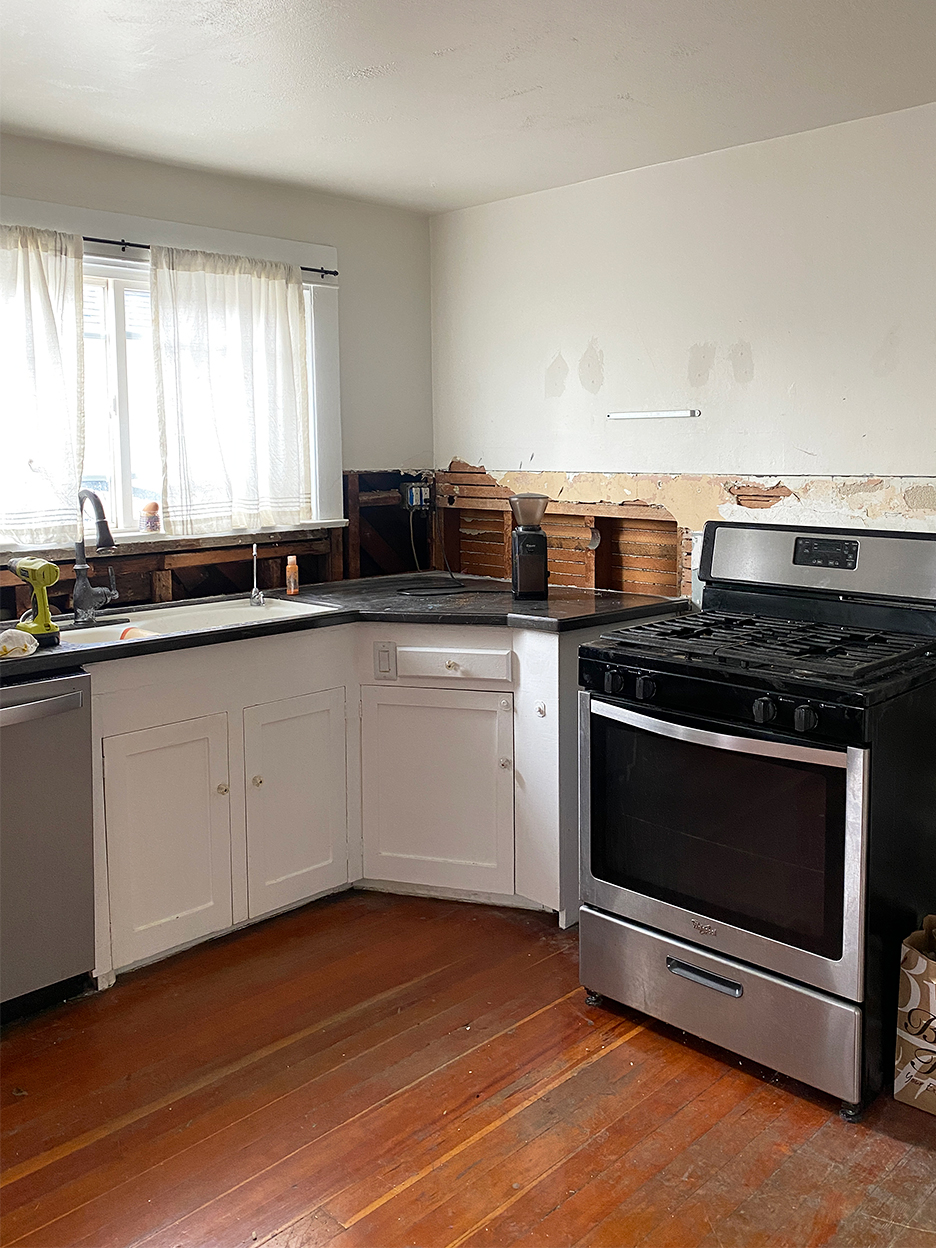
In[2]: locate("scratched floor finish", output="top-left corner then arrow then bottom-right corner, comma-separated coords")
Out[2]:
2,893 -> 934,1248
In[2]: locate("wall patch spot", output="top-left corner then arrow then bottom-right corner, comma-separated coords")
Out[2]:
871,325 -> 901,376
688,343 -> 716,387
545,352 -> 569,398
729,341 -> 755,384
578,340 -> 604,394
905,484 -> 936,511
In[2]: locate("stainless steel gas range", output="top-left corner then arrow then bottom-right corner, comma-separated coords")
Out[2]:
578,521 -> 936,1119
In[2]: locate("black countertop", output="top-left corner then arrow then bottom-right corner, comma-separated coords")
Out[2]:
0,573 -> 689,683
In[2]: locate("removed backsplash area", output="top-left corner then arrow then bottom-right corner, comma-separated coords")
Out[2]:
435,465 -> 936,600
492,472 -> 936,534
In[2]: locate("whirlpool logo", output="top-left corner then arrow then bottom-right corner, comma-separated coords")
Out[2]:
691,918 -> 717,937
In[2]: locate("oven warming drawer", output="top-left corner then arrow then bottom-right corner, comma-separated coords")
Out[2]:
580,905 -> 861,1103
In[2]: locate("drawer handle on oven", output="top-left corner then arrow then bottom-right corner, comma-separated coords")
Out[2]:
666,957 -> 743,998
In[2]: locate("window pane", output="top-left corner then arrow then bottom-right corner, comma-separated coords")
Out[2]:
124,286 -> 161,524
82,282 -> 116,520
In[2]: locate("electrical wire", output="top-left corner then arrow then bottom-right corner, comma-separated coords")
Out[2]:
409,508 -> 420,572
396,502 -> 467,596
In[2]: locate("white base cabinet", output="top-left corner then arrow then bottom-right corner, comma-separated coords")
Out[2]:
245,689 -> 348,918
92,631 -> 353,975
361,685 -> 515,895
104,713 -> 233,969
90,615 -> 628,979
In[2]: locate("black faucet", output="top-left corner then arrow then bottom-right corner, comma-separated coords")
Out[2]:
72,489 -> 120,625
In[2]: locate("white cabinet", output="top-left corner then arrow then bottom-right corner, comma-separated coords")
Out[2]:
361,686 -> 515,894
245,689 -> 348,919
94,634 -> 354,973
104,714 -> 233,968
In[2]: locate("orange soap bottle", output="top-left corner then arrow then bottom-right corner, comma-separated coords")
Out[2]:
286,555 -> 299,595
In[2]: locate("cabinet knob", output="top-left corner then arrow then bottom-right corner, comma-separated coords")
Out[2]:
216,783 -> 230,795
500,698 -> 511,710
499,757 -> 512,769
252,775 -> 264,787
445,659 -> 458,670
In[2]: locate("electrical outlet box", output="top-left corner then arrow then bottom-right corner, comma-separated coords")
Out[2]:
402,483 -> 431,510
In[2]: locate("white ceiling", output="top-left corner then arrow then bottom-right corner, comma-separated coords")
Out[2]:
2,0 -> 935,214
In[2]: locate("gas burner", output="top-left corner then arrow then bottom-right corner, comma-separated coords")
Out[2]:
601,612 -> 934,682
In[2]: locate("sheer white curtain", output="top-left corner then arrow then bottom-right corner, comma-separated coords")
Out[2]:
151,246 -> 313,535
0,226 -> 84,547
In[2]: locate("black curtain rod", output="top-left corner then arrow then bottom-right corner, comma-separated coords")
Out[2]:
82,236 -> 338,277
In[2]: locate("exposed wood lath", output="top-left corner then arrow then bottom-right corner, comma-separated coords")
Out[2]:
435,461 -> 686,594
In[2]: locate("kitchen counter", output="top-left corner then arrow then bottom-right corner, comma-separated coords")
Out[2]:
0,572 -> 689,682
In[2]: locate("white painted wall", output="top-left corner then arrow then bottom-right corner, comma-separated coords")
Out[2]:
0,134 -> 433,471
431,105 -> 936,478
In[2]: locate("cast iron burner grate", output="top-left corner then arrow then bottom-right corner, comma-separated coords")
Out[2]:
600,613 -> 934,680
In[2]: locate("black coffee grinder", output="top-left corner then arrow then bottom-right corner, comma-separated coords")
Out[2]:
509,494 -> 550,599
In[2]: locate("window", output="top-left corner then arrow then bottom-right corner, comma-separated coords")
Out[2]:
1,220 -> 343,548
82,256 -> 161,530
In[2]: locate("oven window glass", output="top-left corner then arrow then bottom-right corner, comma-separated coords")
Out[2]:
589,714 -> 847,958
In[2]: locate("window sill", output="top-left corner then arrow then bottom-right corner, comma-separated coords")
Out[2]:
2,520 -> 348,565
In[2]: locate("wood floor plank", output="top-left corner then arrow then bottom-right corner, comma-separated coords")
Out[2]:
458,1044 -> 733,1248
577,1078 -> 789,1248
320,1019 -> 651,1247
119,994 -> 624,1248
637,1088 -> 832,1247
2,917 -> 563,1214
3,896 -> 534,1172
3,944 -> 578,1245
698,1114 -> 912,1248
3,891 -> 932,1248
319,1025 -> 674,1248
823,1144 -> 936,1247
6,968 -> 585,1243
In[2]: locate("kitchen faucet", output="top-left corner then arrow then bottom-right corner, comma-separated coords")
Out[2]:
71,489 -> 122,626
250,544 -> 264,607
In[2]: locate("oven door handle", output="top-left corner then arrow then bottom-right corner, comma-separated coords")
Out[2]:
667,957 -> 743,997
589,698 -> 848,769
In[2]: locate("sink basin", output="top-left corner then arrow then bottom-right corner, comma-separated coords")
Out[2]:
63,598 -> 338,645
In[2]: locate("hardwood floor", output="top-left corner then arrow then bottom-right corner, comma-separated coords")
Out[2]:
2,892 -> 933,1248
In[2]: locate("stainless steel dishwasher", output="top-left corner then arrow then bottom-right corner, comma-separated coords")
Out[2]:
1,670 -> 95,1008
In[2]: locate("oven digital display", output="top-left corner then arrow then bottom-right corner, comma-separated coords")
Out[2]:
793,536 -> 859,570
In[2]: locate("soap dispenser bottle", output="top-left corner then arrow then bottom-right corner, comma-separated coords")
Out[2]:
286,555 -> 299,595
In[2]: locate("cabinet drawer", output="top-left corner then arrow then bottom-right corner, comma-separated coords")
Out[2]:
379,644 -> 512,682
580,906 -> 861,1102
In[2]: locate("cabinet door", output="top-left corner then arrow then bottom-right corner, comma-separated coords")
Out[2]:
104,714 -> 232,969
244,688 -> 348,919
362,687 -> 514,894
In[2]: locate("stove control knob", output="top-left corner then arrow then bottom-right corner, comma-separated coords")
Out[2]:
753,697 -> 777,724
794,704 -> 819,733
635,676 -> 657,702
604,669 -> 625,695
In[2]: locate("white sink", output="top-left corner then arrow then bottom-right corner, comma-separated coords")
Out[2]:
63,597 -> 338,645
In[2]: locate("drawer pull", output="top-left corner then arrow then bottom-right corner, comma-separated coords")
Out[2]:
445,660 -> 458,670
666,957 -> 743,998
216,783 -> 230,796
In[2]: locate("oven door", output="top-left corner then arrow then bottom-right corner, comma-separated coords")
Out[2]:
579,692 -> 868,1001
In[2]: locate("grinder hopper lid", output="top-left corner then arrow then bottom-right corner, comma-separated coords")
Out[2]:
509,493 -> 549,526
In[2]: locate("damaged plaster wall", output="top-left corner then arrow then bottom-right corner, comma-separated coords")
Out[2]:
431,106 -> 936,493
491,471 -> 936,533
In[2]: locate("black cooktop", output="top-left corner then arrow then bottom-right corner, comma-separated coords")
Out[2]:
599,612 -> 936,683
